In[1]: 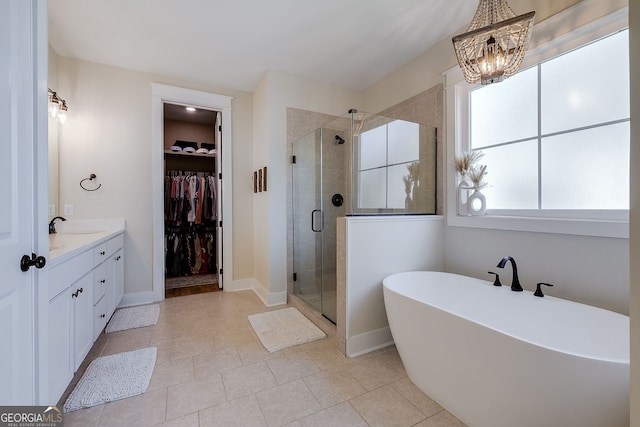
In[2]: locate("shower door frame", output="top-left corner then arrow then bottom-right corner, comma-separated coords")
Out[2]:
292,127 -> 338,323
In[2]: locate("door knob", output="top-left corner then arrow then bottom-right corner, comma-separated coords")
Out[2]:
20,253 -> 46,272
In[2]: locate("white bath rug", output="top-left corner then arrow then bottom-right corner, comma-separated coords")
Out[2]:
248,307 -> 326,353
106,304 -> 160,333
63,347 -> 157,413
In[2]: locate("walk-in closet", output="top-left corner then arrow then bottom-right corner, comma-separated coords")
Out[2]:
163,103 -> 222,296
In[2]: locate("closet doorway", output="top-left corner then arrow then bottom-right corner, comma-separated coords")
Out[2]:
163,103 -> 222,296
151,83 -> 233,304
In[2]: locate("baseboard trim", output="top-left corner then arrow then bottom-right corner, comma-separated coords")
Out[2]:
347,326 -> 395,358
119,291 -> 159,308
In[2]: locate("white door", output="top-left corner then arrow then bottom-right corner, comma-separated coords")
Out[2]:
216,112 -> 223,289
0,0 -> 45,405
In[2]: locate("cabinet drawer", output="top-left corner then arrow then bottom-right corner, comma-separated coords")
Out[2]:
94,243 -> 108,266
49,249 -> 93,300
94,295 -> 107,340
94,263 -> 107,304
107,233 -> 124,256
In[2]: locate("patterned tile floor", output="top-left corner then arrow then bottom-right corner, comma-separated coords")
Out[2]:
60,290 -> 466,426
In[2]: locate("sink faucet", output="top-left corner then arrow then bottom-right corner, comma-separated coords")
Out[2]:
496,256 -> 523,292
49,216 -> 66,234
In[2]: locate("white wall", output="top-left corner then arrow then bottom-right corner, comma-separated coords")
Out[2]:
360,0 -> 631,316
54,55 -> 255,294
629,0 -> 639,422
445,227 -> 628,314
340,216 -> 444,357
252,70 -> 362,304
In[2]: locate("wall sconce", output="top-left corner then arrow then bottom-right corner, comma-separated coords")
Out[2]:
48,88 -> 69,124
452,0 -> 535,85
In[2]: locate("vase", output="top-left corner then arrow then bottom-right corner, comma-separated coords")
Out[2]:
457,178 -> 471,216
467,188 -> 486,216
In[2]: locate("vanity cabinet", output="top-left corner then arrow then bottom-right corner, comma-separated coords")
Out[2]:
47,231 -> 125,404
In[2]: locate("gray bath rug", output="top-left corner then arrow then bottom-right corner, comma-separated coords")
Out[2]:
106,304 -> 160,333
248,307 -> 326,353
63,347 -> 157,413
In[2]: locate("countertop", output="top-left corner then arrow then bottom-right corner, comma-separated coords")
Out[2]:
48,219 -> 125,267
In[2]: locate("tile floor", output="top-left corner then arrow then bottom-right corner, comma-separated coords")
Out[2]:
61,290 -> 467,427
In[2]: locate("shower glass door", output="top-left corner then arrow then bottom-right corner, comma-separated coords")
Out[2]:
293,129 -> 324,315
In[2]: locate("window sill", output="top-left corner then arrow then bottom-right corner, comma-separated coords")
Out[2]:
446,212 -> 628,239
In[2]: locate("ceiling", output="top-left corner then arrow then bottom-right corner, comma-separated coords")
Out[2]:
48,0 -> 477,93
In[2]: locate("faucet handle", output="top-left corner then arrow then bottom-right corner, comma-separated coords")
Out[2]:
487,271 -> 502,287
534,282 -> 554,297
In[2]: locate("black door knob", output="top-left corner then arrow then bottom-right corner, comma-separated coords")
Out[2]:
20,253 -> 47,272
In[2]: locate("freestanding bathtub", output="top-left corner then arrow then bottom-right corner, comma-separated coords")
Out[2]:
383,271 -> 629,427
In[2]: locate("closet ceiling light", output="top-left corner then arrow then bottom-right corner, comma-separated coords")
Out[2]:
185,107 -> 196,112
452,0 -> 535,85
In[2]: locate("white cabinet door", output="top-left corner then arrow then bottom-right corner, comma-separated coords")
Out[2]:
106,246 -> 124,320
0,0 -> 46,405
114,249 -> 124,308
48,287 -> 73,404
72,273 -> 94,371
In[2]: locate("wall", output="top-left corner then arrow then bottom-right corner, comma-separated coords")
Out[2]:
54,55 -> 255,295
358,0 -> 630,315
251,70 -> 362,304
163,119 -> 214,150
47,47 -> 60,217
629,0 -> 639,422
337,216 -> 444,357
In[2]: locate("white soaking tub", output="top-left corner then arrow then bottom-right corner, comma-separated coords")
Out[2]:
383,271 -> 629,427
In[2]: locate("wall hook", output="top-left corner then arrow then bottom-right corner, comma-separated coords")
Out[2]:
80,173 -> 102,191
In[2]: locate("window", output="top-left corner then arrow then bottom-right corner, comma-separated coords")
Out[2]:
447,6 -> 629,238
358,120 -> 420,210
469,29 -> 629,211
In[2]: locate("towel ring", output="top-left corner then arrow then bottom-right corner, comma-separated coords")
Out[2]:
80,173 -> 102,191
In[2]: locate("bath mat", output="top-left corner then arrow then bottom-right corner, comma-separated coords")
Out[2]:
248,307 -> 326,353
63,347 -> 157,413
106,304 -> 160,333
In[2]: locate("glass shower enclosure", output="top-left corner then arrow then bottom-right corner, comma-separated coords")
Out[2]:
292,110 -> 437,324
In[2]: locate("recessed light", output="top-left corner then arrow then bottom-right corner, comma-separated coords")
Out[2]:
185,107 -> 196,112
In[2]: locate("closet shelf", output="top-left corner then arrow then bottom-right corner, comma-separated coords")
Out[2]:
164,149 -> 216,158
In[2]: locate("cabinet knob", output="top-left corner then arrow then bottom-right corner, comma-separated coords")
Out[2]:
78,287 -> 83,294
100,279 -> 106,284
100,251 -> 106,256
116,256 -> 121,261
100,314 -> 106,318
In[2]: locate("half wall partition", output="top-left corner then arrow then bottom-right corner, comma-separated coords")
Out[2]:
292,110 -> 437,323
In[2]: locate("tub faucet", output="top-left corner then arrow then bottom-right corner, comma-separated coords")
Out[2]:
496,256 -> 523,292
49,216 -> 66,234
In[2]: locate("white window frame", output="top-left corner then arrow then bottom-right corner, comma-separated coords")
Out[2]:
445,2 -> 629,238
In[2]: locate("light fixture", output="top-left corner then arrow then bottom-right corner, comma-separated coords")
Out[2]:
48,88 -> 69,123
452,0 -> 535,85
185,106 -> 196,112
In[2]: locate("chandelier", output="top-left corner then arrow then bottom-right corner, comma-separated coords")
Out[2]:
452,0 -> 535,85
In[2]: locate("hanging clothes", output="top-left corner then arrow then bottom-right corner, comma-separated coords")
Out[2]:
164,171 -> 218,278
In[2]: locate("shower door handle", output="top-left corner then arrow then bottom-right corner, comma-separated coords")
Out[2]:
311,209 -> 323,232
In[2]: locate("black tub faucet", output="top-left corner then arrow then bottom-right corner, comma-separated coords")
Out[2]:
49,216 -> 66,234
534,282 -> 554,297
496,256 -> 523,292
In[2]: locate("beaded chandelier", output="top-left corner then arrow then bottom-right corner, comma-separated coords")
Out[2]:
452,0 -> 535,85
